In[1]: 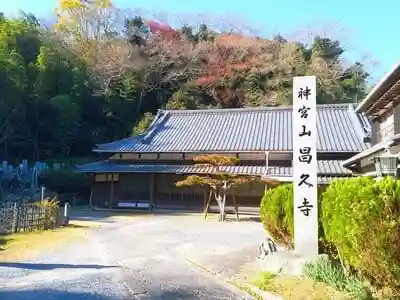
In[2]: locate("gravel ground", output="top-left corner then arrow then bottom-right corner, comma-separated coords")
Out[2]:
0,212 -> 265,299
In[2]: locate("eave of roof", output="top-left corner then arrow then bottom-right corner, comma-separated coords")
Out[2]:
94,104 -> 371,154
75,160 -> 353,184
75,160 -> 351,175
342,133 -> 400,169
356,60 -> 400,114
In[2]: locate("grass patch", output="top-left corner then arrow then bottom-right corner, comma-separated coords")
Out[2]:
246,258 -> 387,300
0,220 -> 97,261
229,281 -> 263,300
303,257 -> 373,300
251,271 -> 353,300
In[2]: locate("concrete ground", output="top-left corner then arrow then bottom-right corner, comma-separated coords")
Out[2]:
0,210 -> 266,299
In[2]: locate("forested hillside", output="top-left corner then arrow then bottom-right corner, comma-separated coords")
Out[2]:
0,0 -> 370,162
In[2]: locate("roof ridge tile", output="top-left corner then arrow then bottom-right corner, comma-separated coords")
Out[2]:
163,103 -> 352,115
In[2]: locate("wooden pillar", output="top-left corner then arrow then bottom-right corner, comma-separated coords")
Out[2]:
180,174 -> 184,205
203,187 -> 207,213
89,175 -> 94,210
168,175 -> 172,203
109,174 -> 114,209
232,193 -> 239,221
149,173 -> 155,211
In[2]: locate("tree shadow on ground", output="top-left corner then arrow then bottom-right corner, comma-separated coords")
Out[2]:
69,209 -> 209,224
65,223 -> 91,228
0,234 -> 10,251
70,207 -> 261,224
0,262 -> 118,270
0,288 -> 203,300
0,289 -> 119,300
149,288 -> 201,299
223,216 -> 261,223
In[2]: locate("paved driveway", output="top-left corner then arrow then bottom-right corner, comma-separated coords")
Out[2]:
0,212 -> 265,299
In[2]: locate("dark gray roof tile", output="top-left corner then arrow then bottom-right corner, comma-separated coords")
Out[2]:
95,104 -> 371,153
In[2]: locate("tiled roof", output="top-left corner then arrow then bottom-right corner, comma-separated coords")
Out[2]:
75,160 -> 352,184
356,60 -> 400,113
75,160 -> 351,177
342,133 -> 400,170
95,104 -> 371,153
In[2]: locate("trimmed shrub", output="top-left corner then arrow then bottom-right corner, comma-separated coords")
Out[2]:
260,184 -> 294,246
39,169 -> 90,196
260,184 -> 329,251
322,176 -> 400,291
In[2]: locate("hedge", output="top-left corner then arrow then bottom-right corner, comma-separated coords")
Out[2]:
260,177 -> 400,291
260,184 -> 328,248
39,169 -> 90,196
260,184 -> 294,246
322,176 -> 400,290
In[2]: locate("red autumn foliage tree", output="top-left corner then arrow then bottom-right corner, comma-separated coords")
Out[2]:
191,34 -> 267,107
146,20 -> 180,40
87,18 -> 207,112
175,154 -> 279,221
63,9 -> 369,109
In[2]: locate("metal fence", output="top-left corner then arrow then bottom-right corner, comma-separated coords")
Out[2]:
0,201 -> 62,234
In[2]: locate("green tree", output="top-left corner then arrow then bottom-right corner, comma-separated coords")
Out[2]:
0,9 -> 372,164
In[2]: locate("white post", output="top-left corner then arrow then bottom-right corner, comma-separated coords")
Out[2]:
292,76 -> 318,259
41,186 -> 45,202
64,202 -> 70,225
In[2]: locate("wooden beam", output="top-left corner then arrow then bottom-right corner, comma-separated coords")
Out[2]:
367,80 -> 400,115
